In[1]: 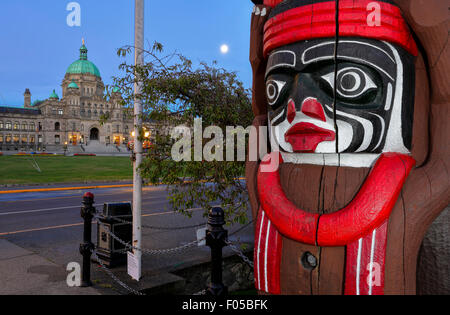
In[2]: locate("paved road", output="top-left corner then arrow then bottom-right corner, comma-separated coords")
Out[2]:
0,184 -> 254,293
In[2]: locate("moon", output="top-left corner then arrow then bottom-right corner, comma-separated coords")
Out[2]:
220,44 -> 229,54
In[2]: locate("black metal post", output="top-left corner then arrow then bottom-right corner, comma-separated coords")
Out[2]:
206,207 -> 228,296
80,192 -> 95,287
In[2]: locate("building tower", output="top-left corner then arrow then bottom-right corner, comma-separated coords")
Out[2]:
24,89 -> 31,108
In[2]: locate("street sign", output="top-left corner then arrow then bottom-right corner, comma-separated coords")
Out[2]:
127,251 -> 141,281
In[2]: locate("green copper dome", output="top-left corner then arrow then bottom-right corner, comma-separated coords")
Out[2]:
68,80 -> 79,89
49,89 -> 59,99
66,41 -> 101,78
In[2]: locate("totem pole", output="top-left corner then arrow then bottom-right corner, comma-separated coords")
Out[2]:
246,0 -> 449,295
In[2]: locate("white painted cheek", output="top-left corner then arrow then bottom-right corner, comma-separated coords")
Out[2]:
382,42 -> 409,154
336,119 -> 354,152
270,119 -> 293,153
315,139 -> 336,153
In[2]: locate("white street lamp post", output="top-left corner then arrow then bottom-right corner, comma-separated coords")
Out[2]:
132,0 -> 144,281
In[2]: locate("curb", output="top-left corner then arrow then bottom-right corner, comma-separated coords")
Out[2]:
0,178 -> 246,195
0,179 -> 133,189
0,184 -> 133,195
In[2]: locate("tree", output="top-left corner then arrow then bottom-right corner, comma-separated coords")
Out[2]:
111,42 -> 254,224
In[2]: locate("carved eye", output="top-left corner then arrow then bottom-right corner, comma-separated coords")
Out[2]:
266,80 -> 286,106
321,67 -> 377,99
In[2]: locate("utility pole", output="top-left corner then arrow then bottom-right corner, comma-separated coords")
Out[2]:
132,0 -> 144,281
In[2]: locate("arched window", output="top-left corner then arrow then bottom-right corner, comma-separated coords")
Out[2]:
6,122 -> 11,130
55,122 -> 60,131
30,123 -> 35,132
81,124 -> 84,132
88,110 -> 91,117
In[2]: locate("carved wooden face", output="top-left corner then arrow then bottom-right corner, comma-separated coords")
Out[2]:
266,38 -> 415,154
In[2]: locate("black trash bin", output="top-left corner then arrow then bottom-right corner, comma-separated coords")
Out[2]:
96,203 -> 132,268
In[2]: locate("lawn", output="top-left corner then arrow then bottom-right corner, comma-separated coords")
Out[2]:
0,155 -> 133,185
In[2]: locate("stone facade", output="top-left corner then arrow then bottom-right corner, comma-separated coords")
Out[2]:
0,42 -> 136,153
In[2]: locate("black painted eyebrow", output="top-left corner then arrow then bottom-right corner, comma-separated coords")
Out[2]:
266,50 -> 297,78
302,40 -> 397,80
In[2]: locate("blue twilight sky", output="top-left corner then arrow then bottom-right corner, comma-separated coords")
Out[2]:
0,0 -> 254,107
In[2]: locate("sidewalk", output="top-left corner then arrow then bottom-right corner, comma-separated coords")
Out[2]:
0,239 -> 99,295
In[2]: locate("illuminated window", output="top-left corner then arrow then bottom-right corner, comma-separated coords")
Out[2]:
14,122 -> 19,130
5,122 -> 11,130
55,135 -> 60,144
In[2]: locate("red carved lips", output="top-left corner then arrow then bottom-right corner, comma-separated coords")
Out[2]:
285,122 -> 336,153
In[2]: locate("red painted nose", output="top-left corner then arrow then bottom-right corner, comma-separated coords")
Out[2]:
287,99 -> 296,124
301,98 -> 326,122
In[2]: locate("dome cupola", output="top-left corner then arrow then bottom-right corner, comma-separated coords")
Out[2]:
66,39 -> 101,78
68,79 -> 79,89
49,89 -> 59,99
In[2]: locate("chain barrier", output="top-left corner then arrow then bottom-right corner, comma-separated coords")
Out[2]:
97,220 -> 205,256
96,214 -> 206,231
91,250 -> 145,296
91,208 -> 255,295
226,241 -> 254,268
